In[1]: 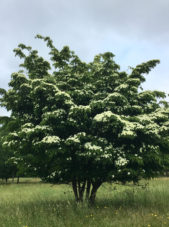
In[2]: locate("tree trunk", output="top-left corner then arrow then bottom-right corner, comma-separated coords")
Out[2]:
78,181 -> 86,202
17,176 -> 20,184
72,179 -> 86,202
89,181 -> 102,204
72,179 -> 79,202
86,180 -> 91,200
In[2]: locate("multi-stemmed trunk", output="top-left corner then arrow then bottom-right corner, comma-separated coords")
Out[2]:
72,178 -> 102,204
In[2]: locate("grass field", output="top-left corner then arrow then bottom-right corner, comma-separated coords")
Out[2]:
0,178 -> 169,227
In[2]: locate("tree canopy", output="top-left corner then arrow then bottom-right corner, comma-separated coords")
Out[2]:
0,35 -> 169,202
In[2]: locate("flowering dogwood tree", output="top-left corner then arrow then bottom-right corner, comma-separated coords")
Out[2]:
1,35 -> 169,203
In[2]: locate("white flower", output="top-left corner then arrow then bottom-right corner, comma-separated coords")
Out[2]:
41,136 -> 60,144
66,135 -> 80,145
115,157 -> 128,167
84,142 -> 102,152
94,111 -> 119,122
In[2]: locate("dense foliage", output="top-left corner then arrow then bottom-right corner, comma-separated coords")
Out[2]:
0,35 -> 169,202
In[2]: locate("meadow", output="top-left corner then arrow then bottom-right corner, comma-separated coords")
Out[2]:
0,178 -> 169,227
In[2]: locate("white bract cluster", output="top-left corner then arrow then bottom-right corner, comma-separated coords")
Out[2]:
22,125 -> 51,132
23,114 -> 33,120
84,142 -> 102,152
139,91 -> 155,100
13,73 -> 27,80
66,135 -> 80,145
127,78 -> 140,86
70,105 -> 91,116
64,99 -> 74,106
34,85 -> 47,92
151,110 -> 168,121
50,171 -> 57,177
105,92 -> 127,104
9,132 -> 18,137
55,90 -> 71,99
139,144 -> 159,154
145,123 -> 160,137
20,83 -> 31,89
137,114 -> 152,124
94,111 -> 119,122
41,136 -> 60,144
130,105 -> 142,113
43,109 -> 66,119
115,156 -> 128,167
3,140 -> 16,147
99,148 -> 112,159
160,125 -> 169,134
90,100 -> 104,108
115,83 -> 129,92
73,89 -> 93,98
120,120 -> 137,138
22,123 -> 34,128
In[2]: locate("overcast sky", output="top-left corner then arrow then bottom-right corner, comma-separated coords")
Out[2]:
0,0 -> 169,116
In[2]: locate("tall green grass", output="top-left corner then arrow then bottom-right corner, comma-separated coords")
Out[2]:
0,178 -> 169,227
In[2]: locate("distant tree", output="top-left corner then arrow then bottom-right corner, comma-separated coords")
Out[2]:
0,116 -> 34,182
0,117 -> 17,182
0,35 -> 169,202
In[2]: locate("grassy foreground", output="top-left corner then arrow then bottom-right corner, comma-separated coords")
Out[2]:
0,178 -> 169,227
